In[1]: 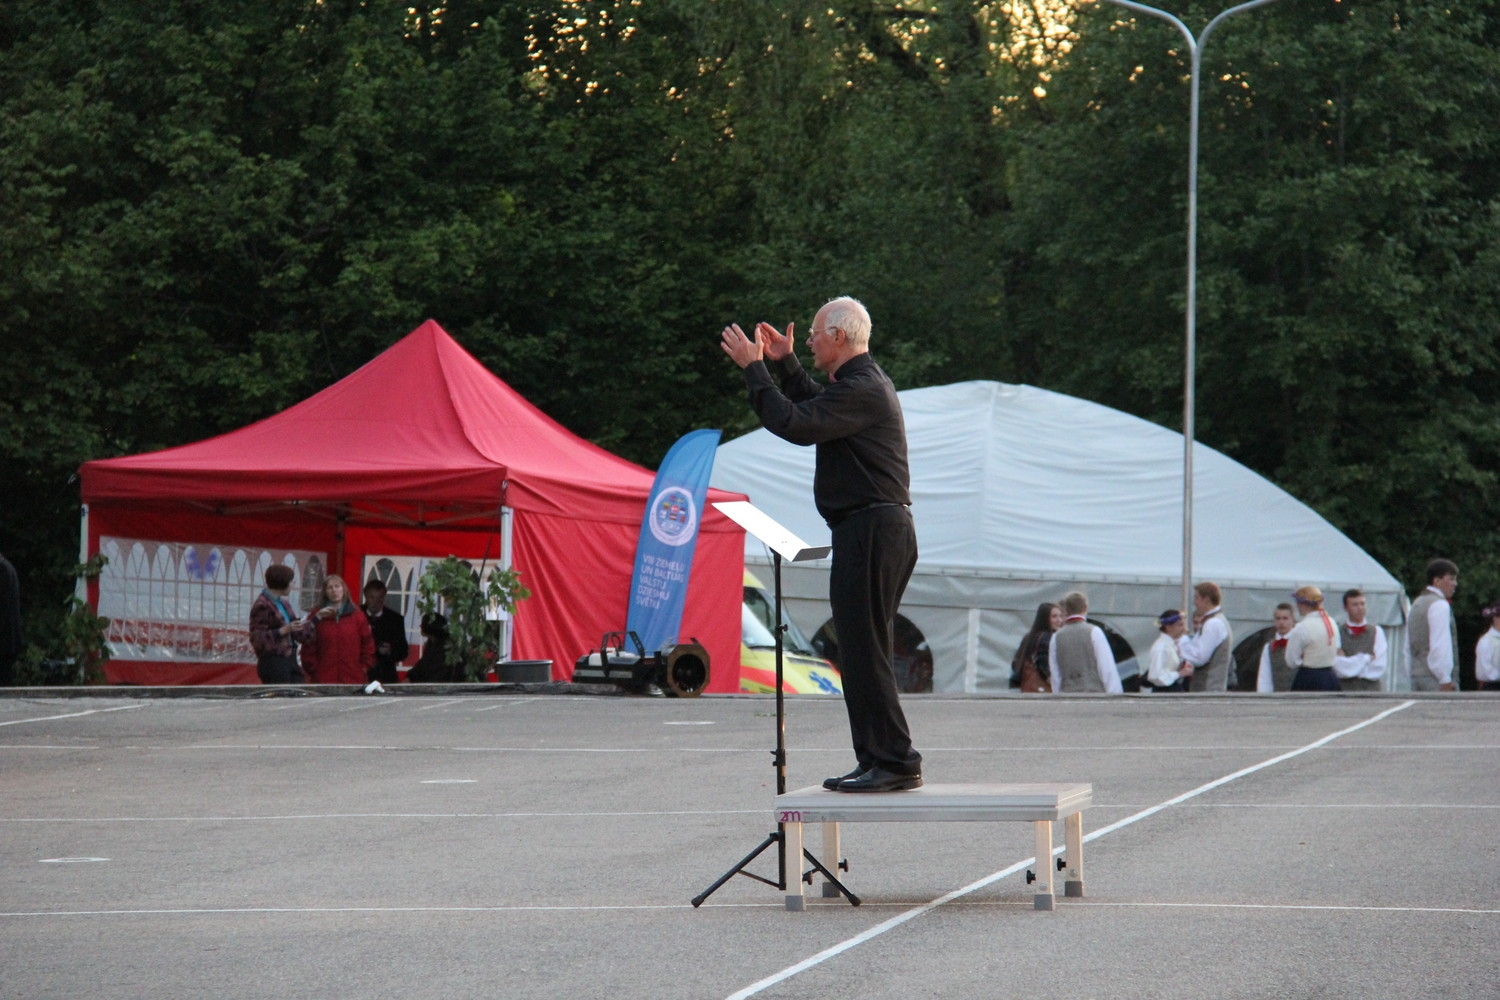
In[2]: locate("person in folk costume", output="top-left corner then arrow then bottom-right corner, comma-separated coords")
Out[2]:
1286,586 -> 1341,692
1010,602 -> 1061,693
1144,609 -> 1192,693
1048,591 -> 1123,694
1179,581 -> 1233,692
1334,588 -> 1387,692
1474,603 -> 1500,692
1255,603 -> 1298,693
1408,558 -> 1459,692
300,575 -> 375,685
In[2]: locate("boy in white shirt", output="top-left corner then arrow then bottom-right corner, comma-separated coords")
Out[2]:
1255,604 -> 1297,693
1334,588 -> 1387,692
1476,603 -> 1500,692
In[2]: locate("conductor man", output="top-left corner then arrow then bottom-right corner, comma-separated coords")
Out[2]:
721,296 -> 923,793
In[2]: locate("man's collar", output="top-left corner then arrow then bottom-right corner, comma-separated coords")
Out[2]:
828,351 -> 873,382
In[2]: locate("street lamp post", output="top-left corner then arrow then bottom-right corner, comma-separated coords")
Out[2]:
1102,0 -> 1282,615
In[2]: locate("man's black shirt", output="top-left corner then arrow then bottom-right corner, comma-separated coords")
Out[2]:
742,352 -> 911,526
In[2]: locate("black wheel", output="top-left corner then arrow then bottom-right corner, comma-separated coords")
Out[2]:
659,643 -> 709,697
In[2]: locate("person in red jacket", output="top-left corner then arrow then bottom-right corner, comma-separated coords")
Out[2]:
300,575 -> 375,685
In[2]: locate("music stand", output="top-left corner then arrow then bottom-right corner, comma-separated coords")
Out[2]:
691,501 -> 858,909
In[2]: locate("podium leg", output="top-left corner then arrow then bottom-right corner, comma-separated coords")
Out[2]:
1064,811 -> 1085,897
784,821 -> 805,911
1032,820 -> 1055,910
821,822 -> 843,897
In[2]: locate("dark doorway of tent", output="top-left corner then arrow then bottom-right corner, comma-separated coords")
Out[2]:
811,616 -> 935,693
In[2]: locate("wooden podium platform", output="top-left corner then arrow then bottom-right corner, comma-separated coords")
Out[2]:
773,782 -> 1092,911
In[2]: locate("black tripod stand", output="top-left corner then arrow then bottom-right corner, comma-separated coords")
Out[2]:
691,543 -> 858,909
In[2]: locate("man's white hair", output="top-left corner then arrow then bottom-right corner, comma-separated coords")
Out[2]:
822,296 -> 871,350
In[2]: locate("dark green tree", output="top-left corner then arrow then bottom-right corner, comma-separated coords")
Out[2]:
1000,1 -> 1500,618
6,0 -> 1495,679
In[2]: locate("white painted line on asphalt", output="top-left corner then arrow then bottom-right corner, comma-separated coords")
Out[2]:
1071,901 -> 1500,915
5,740 -> 1491,753
724,700 -> 1418,1000
473,698 -> 547,711
1330,744 -> 1500,749
0,705 -> 144,727
5,898 -> 1494,919
1079,701 -> 1416,841
930,744 -> 1500,751
1156,803 -> 1500,809
1,809 -> 764,823
664,721 -> 716,725
0,903 -> 730,917
63,744 -> 759,752
37,858 -> 110,864
414,700 -> 467,711
335,699 -> 404,713
419,780 -> 477,784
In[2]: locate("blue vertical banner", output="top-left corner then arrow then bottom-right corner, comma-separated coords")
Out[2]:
626,428 -> 722,652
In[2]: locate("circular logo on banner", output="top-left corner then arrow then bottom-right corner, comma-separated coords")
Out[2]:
648,487 -> 699,546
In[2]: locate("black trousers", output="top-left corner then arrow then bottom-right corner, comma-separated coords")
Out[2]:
257,653 -> 304,684
829,505 -> 922,776
369,660 -> 400,685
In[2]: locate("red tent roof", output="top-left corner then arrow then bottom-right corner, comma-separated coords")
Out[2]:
81,320 -> 729,525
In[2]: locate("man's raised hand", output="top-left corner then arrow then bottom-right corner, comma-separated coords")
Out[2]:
756,321 -> 794,361
720,323 -> 763,369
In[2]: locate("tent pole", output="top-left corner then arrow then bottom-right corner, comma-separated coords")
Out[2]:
1103,0 -> 1284,617
77,503 -> 90,603
499,484 -> 513,660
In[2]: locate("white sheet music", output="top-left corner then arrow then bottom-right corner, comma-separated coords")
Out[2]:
712,501 -> 831,563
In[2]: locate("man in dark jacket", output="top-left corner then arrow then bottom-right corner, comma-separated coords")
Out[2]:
721,296 -> 923,792
362,580 -> 409,685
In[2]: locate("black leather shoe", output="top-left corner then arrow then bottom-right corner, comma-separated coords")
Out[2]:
836,768 -> 923,793
822,768 -> 866,791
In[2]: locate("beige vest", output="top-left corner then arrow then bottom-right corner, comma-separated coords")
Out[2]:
1268,637 -> 1295,691
1198,610 -> 1233,681
1408,591 -> 1456,681
1339,622 -> 1376,658
1053,621 -> 1104,693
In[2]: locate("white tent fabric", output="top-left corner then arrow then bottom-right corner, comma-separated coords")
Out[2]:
712,380 -> 1406,693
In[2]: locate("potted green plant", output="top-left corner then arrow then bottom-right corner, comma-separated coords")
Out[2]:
16,554 -> 112,686
415,556 -> 537,683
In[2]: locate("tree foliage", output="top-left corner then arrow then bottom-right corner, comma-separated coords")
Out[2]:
2,1 -> 1496,666
1000,1 -> 1500,614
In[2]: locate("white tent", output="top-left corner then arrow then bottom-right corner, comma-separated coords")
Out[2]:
711,380 -> 1406,692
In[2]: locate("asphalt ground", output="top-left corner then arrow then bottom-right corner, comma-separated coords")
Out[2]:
1,689 -> 1496,1000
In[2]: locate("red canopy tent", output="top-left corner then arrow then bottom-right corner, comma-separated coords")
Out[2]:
77,320 -> 745,688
